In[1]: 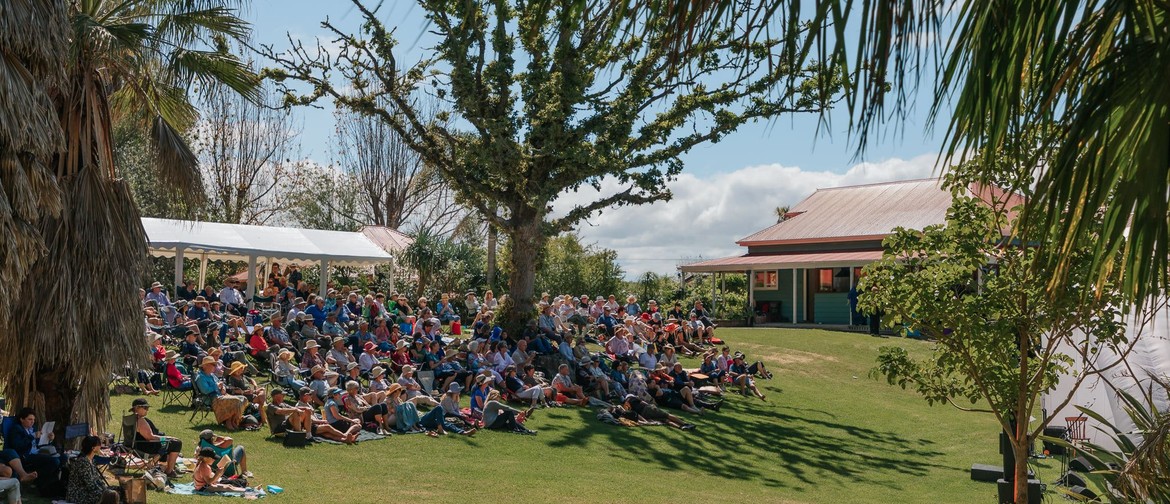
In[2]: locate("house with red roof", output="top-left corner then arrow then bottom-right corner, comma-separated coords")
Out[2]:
680,178 -> 1022,326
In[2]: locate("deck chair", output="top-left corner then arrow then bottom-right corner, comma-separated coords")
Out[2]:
416,370 -> 436,396
159,373 -> 188,408
113,414 -> 158,476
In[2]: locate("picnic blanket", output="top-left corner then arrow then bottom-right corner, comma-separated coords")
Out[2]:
312,430 -> 388,445
167,482 -> 267,499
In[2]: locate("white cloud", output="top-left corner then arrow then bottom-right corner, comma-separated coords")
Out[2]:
551,153 -> 941,278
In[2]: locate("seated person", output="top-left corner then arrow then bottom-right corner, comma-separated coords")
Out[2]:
127,398 -> 183,477
434,352 -> 473,396
247,325 -> 272,367
584,358 -> 620,399
223,362 -> 267,425
698,352 -> 725,385
551,364 -> 589,406
197,429 -> 249,478
0,407 -> 59,491
396,366 -> 439,407
511,339 -> 535,369
605,331 -> 634,361
193,357 -> 251,430
728,353 -> 768,401
66,435 -> 118,504
325,337 -> 354,370
358,342 -> 380,374
481,390 -> 535,435
344,381 -> 390,433
300,340 -> 325,374
503,365 -> 554,407
288,388 -> 356,443
274,349 -> 306,390
306,366 -> 330,407
322,389 -> 363,443
178,330 -> 205,368
388,340 -> 412,374
192,448 -> 245,494
163,351 -> 191,391
659,345 -> 680,368
0,464 -> 21,504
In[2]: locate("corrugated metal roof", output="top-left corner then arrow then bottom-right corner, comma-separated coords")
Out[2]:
360,226 -> 414,252
738,178 -> 954,245
680,250 -> 885,273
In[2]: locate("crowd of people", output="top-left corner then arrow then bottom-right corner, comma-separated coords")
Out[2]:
0,268 -> 774,502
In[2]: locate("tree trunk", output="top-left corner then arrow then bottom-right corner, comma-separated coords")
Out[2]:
502,215 -> 544,333
1013,432 -> 1029,504
486,204 -> 498,288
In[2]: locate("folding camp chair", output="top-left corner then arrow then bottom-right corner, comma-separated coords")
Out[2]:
189,388 -> 215,424
416,370 -> 436,396
112,414 -> 159,476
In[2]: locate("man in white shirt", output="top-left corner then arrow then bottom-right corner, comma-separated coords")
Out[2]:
219,281 -> 245,316
511,339 -> 534,368
286,297 -> 307,325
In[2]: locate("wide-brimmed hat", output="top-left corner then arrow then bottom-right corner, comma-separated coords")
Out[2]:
331,337 -> 345,346
228,361 -> 247,375
363,341 -> 376,350
304,340 -> 319,350
130,398 -> 150,411
195,296 -> 207,303
371,367 -> 385,378
311,365 -> 325,375
396,340 -> 409,349
278,349 -> 294,360
293,297 -> 306,306
578,357 -> 592,366
474,374 -> 490,385
448,382 -> 463,394
346,362 -> 359,371
199,429 -> 215,441
270,313 -> 283,321
151,332 -> 163,342
200,356 -> 216,367
150,281 -> 163,290
386,383 -> 404,395
165,350 -> 178,361
297,313 -> 313,322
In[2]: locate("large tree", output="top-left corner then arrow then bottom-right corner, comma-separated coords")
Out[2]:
0,0 -> 256,432
262,0 -> 840,326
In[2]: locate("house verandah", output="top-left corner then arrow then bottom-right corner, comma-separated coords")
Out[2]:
682,252 -> 880,328
680,178 -> 999,329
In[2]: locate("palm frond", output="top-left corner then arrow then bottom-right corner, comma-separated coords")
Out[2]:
154,6 -> 251,45
149,114 -> 204,197
170,48 -> 260,100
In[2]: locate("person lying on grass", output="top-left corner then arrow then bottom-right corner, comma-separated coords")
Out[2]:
645,373 -> 704,414
617,395 -> 695,430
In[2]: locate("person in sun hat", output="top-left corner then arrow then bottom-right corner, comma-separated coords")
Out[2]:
326,336 -> 354,370
286,297 -> 307,324
322,388 -> 362,444
306,365 -> 330,407
194,356 -> 251,430
358,341 -> 380,374
368,366 -> 392,394
274,348 -> 306,390
300,338 -> 325,372
343,380 -> 390,433
727,353 -> 767,401
163,350 -> 192,390
225,361 -> 268,425
266,313 -> 293,350
396,365 -> 439,407
388,339 -> 411,374
146,281 -> 175,324
197,429 -> 250,478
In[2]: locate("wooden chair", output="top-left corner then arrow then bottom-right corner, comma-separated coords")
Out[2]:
1065,416 -> 1089,457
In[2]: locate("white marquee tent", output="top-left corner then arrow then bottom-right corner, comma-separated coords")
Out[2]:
143,218 -> 402,302
1044,299 -> 1170,451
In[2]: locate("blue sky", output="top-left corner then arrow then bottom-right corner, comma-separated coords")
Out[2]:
248,0 -> 947,276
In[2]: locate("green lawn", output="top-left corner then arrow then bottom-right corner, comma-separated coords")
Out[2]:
92,328 -> 1055,503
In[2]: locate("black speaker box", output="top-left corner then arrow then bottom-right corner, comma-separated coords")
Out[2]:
996,479 -> 1043,504
1069,456 -> 1093,473
971,464 -> 1034,483
1062,471 -> 1087,488
1042,426 -> 1068,455
1067,485 -> 1096,500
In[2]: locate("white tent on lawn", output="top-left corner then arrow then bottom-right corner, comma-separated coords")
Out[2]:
142,218 -> 406,302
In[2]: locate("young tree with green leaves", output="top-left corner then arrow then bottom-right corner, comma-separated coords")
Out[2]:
858,170 -> 1131,504
260,0 -> 841,329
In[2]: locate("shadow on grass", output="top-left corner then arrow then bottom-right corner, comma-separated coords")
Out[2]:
542,395 -> 951,492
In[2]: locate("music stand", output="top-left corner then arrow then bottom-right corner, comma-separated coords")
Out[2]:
65,423 -> 90,440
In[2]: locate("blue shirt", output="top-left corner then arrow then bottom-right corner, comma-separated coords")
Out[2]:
597,314 -> 618,331
187,306 -> 208,320
194,371 -> 220,397
304,305 -> 327,328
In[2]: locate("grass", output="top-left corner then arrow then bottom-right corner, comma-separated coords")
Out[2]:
89,328 -> 1058,503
